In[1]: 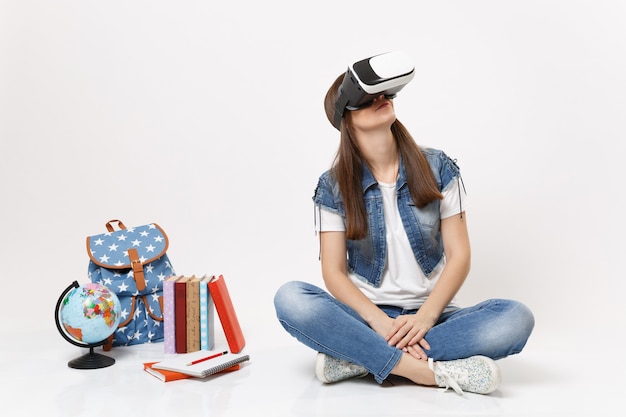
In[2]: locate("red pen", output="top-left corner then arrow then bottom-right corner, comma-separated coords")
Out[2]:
186,351 -> 228,366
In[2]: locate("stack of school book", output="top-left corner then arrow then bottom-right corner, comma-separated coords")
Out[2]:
162,274 -> 246,355
147,274 -> 248,382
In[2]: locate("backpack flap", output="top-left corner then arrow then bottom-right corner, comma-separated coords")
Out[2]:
86,222 -> 170,294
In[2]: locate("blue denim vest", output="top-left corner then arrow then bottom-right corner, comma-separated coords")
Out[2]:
313,148 -> 461,287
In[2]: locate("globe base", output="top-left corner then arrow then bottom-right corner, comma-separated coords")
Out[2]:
68,346 -> 115,369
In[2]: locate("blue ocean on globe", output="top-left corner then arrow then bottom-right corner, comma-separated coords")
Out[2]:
60,283 -> 122,345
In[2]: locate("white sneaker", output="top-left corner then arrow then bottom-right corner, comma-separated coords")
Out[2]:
315,352 -> 368,383
428,355 -> 501,395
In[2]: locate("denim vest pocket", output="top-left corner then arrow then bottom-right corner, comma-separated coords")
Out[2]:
401,197 -> 443,276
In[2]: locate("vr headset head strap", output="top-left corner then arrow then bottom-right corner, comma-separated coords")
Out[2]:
333,89 -> 349,130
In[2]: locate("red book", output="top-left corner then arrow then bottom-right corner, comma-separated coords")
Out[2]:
144,361 -> 192,382
208,275 -> 246,353
174,276 -> 191,353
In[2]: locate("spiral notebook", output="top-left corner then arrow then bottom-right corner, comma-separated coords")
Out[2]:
152,350 -> 250,378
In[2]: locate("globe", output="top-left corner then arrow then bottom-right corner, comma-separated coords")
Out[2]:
55,281 -> 122,369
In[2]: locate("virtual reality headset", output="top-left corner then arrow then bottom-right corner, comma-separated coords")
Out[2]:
333,50 -> 415,130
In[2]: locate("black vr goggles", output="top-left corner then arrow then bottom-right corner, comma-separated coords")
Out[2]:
333,51 -> 415,130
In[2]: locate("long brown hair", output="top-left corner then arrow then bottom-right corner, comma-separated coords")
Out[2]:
324,74 -> 443,240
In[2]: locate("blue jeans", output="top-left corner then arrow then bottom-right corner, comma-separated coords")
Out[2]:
274,281 -> 535,384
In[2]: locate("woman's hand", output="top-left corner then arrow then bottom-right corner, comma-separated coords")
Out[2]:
385,312 -> 436,360
368,314 -> 396,341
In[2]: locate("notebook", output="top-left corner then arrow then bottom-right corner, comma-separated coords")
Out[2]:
163,275 -> 182,354
198,275 -> 215,351
144,362 -> 194,382
208,274 -> 246,353
152,349 -> 250,378
186,275 -> 201,352
174,276 -> 191,353
143,361 -> 241,382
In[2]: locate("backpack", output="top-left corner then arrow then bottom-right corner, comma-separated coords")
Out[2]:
87,220 -> 175,350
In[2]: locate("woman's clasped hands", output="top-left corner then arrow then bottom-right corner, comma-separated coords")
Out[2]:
385,313 -> 436,360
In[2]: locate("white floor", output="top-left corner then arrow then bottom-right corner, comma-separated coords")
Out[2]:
1,320 -> 621,417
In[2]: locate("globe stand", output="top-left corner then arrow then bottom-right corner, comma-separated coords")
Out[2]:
55,281 -> 117,370
68,346 -> 116,369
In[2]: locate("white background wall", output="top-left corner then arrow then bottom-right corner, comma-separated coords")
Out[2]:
1,1 -> 624,350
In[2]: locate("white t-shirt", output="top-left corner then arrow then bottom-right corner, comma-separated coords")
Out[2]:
317,177 -> 468,310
